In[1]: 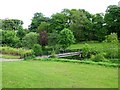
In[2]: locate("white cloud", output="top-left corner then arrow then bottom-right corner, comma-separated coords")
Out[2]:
0,0 -> 119,28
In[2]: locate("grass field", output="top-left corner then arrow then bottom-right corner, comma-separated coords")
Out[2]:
2,60 -> 118,88
68,42 -> 118,51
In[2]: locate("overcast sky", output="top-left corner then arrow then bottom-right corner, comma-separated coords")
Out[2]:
0,0 -> 119,28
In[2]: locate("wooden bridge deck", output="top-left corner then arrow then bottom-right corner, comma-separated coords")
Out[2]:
57,52 -> 80,57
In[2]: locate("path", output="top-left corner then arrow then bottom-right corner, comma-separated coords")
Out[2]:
1,52 -> 80,61
0,58 -> 23,62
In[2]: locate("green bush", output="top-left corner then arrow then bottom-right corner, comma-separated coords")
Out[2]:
104,33 -> 118,43
32,44 -> 42,56
81,43 -> 98,59
2,30 -> 20,47
91,53 -> 107,62
59,28 -> 75,51
22,32 -> 39,49
0,46 -> 34,59
49,50 -> 57,58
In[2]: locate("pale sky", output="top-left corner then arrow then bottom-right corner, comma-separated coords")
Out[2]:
0,0 -> 119,28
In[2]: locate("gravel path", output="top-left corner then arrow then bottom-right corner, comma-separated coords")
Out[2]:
0,58 -> 23,62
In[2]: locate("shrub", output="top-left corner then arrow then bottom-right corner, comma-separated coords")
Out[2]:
49,50 -> 57,58
22,32 -> 39,49
32,44 -> 42,56
2,30 -> 20,47
104,33 -> 118,43
59,28 -> 75,51
81,43 -> 98,58
91,53 -> 107,62
1,46 -> 34,59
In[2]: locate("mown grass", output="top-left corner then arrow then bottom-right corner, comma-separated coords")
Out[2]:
2,60 -> 118,88
0,54 -> 20,59
37,58 -> 119,67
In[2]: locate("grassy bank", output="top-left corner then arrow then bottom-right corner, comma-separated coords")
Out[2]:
2,60 -> 118,88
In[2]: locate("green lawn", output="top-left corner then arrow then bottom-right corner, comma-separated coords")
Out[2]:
68,42 -> 118,51
2,60 -> 118,88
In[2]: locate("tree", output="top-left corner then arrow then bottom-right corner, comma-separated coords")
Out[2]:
22,32 -> 38,49
37,22 -> 49,32
17,29 -> 27,40
59,28 -> 75,51
2,30 -> 20,47
0,19 -> 2,29
48,32 -> 60,52
29,12 -> 50,32
33,44 -> 42,56
2,19 -> 23,30
49,13 -> 68,33
104,5 -> 120,39
39,31 -> 48,49
64,9 -> 93,42
92,13 -> 107,41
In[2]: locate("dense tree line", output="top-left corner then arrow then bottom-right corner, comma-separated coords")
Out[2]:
1,5 -> 119,51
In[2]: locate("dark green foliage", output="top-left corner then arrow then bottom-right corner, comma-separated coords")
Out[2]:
48,32 -> 60,52
37,22 -> 49,33
59,28 -> 75,50
49,13 -> 68,33
92,13 -> 107,41
22,32 -> 38,49
33,44 -> 42,56
29,12 -> 50,32
104,5 -> 120,39
2,19 -> 23,30
17,29 -> 27,40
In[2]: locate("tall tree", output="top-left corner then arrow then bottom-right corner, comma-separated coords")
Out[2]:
49,13 -> 68,33
67,9 -> 92,42
92,13 -> 107,41
29,12 -> 50,32
104,5 -> 120,39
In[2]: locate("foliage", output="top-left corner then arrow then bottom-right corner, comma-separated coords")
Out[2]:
0,46 -> 34,59
104,5 -> 120,39
37,22 -> 49,33
59,28 -> 75,50
0,54 -> 20,59
48,32 -> 60,52
69,42 -> 118,59
29,12 -> 50,32
49,13 -> 68,33
2,19 -> 23,30
49,50 -> 57,58
17,29 -> 27,40
39,31 -> 48,48
81,43 -> 97,58
2,30 -> 20,47
22,32 -> 38,49
91,53 -> 107,62
104,33 -> 118,43
32,44 -> 42,56
92,13 -> 107,41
